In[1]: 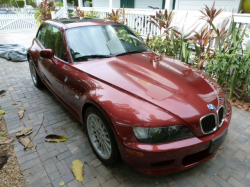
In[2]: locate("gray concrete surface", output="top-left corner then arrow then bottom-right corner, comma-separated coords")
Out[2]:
0,31 -> 250,187
0,30 -> 37,48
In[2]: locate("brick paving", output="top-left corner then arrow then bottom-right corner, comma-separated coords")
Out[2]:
0,34 -> 250,187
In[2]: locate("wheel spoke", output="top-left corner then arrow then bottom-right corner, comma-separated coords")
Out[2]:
100,141 -> 105,154
102,141 -> 108,154
104,139 -> 111,149
104,136 -> 110,143
104,140 -> 111,151
90,118 -> 98,129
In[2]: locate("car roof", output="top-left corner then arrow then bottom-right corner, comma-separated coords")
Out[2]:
47,17 -> 121,29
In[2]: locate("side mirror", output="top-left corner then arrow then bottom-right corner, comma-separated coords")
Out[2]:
40,49 -> 54,59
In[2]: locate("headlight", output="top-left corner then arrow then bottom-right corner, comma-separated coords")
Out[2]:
132,125 -> 194,143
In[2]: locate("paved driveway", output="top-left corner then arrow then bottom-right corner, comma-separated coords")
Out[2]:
0,31 -> 250,187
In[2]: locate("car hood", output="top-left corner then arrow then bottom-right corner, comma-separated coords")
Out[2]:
71,51 -> 224,124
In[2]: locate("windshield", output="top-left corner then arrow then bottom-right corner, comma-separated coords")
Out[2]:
66,24 -> 149,62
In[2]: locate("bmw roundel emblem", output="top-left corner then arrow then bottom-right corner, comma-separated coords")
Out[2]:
207,104 -> 216,111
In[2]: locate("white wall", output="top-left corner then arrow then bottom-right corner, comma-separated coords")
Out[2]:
92,0 -> 163,9
113,0 -> 120,8
175,0 -> 241,13
92,0 -> 109,7
135,0 -> 162,9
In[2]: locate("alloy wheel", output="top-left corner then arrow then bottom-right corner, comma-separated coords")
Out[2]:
87,114 -> 112,159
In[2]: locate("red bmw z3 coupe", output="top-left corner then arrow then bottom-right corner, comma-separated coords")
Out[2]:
27,18 -> 232,175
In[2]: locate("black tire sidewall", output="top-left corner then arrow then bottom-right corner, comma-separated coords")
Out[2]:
84,106 -> 120,165
29,58 -> 43,88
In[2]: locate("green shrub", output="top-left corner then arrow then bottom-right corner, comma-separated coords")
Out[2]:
85,8 -> 99,18
27,0 -> 36,7
11,0 -> 19,7
55,2 -> 63,6
16,0 -> 24,7
34,7 -> 40,20
206,53 -> 250,99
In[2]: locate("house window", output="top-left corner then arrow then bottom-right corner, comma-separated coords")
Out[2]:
120,0 -> 134,8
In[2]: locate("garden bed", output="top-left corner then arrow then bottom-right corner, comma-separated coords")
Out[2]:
0,112 -> 26,187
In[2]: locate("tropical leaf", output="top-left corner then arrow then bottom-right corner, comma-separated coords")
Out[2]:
45,134 -> 68,143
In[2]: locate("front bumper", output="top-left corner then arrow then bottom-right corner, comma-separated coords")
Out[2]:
116,103 -> 232,175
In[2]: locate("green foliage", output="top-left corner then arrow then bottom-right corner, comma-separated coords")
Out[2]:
26,0 -> 36,7
205,19 -> 250,100
16,0 -> 24,7
55,2 -> 63,6
34,7 -> 40,20
85,8 -> 99,18
0,0 -> 11,6
247,89 -> 250,97
145,32 -> 192,64
206,53 -> 250,99
145,35 -> 174,56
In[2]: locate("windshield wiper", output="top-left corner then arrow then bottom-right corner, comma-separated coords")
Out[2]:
115,50 -> 143,57
74,54 -> 114,61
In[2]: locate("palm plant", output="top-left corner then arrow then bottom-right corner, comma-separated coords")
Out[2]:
75,7 -> 85,17
105,7 -> 127,25
188,27 -> 214,69
147,9 -> 177,39
199,1 -> 225,53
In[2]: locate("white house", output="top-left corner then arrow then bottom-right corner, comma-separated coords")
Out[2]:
82,0 -> 243,13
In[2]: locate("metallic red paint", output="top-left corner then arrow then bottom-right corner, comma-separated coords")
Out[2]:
28,19 -> 232,175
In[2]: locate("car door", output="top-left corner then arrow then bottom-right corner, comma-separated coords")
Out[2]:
63,65 -> 89,119
38,24 -> 68,97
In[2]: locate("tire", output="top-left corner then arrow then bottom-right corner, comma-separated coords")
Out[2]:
28,57 -> 43,88
84,106 -> 120,165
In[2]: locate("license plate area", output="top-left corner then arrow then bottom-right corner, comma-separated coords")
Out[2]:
208,128 -> 228,154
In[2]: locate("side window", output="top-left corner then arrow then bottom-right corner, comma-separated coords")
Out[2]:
37,24 -> 48,47
43,25 -> 68,62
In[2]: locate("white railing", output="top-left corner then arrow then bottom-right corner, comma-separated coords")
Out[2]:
81,7 -> 160,36
55,7 -> 66,19
0,14 -> 37,32
233,14 -> 250,51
